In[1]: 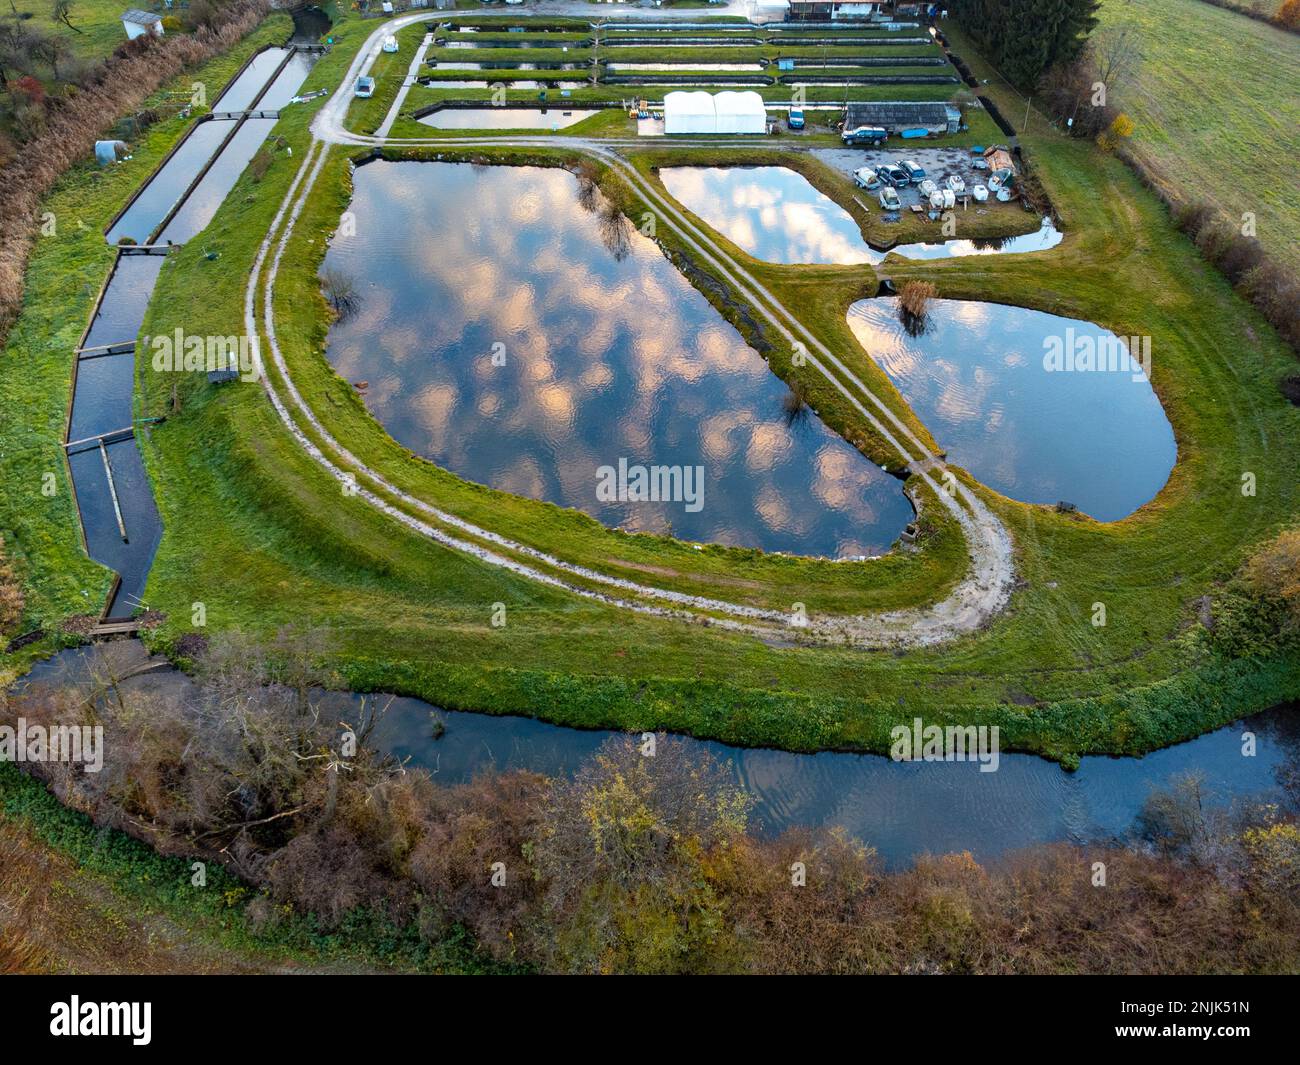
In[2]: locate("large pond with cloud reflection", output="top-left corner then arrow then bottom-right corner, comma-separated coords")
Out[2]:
659,165 -> 1064,266
847,298 -> 1177,521
320,161 -> 914,557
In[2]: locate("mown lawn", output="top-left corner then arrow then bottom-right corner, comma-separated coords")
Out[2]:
1085,0 -> 1297,274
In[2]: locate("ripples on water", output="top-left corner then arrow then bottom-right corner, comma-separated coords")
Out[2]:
320,161 -> 913,556
847,298 -> 1177,521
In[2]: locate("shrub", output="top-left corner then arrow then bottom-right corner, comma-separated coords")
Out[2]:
0,535 -> 23,637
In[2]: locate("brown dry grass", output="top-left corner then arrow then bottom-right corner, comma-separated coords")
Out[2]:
898,279 -> 937,318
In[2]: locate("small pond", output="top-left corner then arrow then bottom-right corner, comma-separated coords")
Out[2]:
660,165 -> 876,266
847,298 -> 1177,521
320,161 -> 913,556
606,62 -> 767,71
417,107 -> 599,130
106,121 -> 233,245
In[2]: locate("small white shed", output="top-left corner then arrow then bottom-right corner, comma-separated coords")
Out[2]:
121,9 -> 164,40
663,91 -> 717,135
714,91 -> 766,135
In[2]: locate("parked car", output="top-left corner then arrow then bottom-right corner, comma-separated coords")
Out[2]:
945,174 -> 966,194
988,167 -> 1014,190
354,76 -> 375,98
854,166 -> 883,191
382,35 -> 398,53
842,125 -> 887,146
787,107 -> 805,130
918,178 -> 938,198
879,186 -> 902,211
971,184 -> 989,202
882,163 -> 910,187
902,159 -> 926,181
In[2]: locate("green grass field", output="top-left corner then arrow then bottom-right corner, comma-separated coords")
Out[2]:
7,0 -> 135,65
1093,0 -> 1300,275
2,13 -> 1298,764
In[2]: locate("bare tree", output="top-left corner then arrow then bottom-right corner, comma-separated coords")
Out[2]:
51,0 -> 82,34
1090,22 -> 1142,90
598,201 -> 631,262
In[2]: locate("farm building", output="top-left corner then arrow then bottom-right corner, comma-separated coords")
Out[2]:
843,101 -> 961,135
664,90 -> 767,135
785,1 -> 888,20
120,9 -> 164,40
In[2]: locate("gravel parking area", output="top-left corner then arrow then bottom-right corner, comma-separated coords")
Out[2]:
814,146 -> 1006,211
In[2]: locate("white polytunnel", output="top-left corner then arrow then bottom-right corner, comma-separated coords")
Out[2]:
713,90 -> 767,135
663,90 -> 719,134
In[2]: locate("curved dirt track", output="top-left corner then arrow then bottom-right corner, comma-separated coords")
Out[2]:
242,14 -> 1015,649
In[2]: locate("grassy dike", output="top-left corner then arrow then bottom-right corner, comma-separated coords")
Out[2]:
0,13 -> 295,680
4,17 -> 1299,764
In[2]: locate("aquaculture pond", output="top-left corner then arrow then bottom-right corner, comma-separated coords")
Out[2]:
847,298 -> 1177,521
16,644 -> 1299,871
211,46 -> 292,112
881,217 -> 1064,260
320,161 -> 913,556
417,107 -> 599,130
69,47 -> 317,618
105,121 -> 233,245
660,165 -> 876,266
157,118 -> 281,244
660,165 -> 1065,267
422,80 -> 588,90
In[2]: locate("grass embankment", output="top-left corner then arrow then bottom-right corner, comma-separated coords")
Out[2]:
345,18 -> 429,135
1092,0 -> 1300,276
4,18 -> 1299,763
0,13 -> 292,681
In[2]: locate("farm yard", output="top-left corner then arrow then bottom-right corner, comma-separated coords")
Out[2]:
1,2 -> 1299,983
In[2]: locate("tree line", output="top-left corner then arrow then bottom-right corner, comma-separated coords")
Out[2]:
949,0 -> 1100,90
